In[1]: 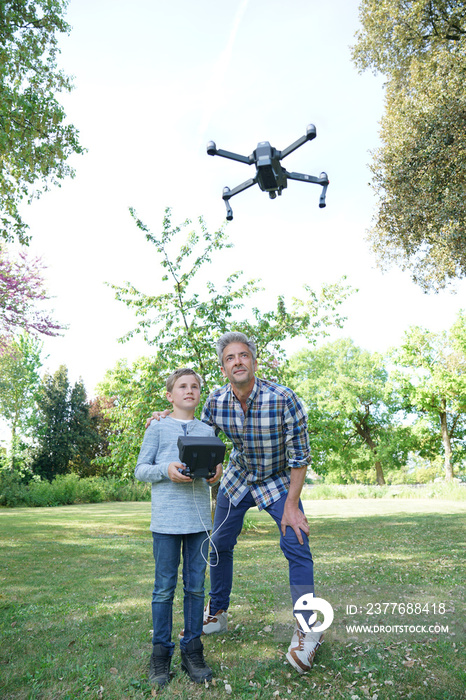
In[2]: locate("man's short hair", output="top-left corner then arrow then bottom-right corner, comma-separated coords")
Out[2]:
166,368 -> 202,393
216,332 -> 257,366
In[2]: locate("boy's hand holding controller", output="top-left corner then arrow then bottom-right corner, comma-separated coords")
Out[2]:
168,461 -> 223,485
207,463 -> 223,485
168,461 -> 193,482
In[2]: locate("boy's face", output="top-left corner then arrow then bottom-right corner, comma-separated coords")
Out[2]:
166,375 -> 201,410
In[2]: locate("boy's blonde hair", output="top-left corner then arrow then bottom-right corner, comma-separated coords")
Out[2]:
166,368 -> 202,393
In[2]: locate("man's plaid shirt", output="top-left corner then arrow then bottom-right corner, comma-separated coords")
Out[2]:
201,378 -> 310,509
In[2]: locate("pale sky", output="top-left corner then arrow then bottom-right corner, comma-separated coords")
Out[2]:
14,0 -> 466,400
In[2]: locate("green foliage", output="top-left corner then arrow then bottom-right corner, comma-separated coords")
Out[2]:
112,208 -> 351,389
367,52 -> 466,290
384,458 -> 442,485
1,470 -> 463,508
286,317 -> 466,484
96,357 -> 169,480
391,310 -> 466,479
0,0 -> 85,243
353,0 -> 465,74
287,338 -> 410,484
103,208 -> 351,479
352,0 -> 466,290
32,364 -> 73,478
75,395 -> 114,477
31,365 -> 103,480
67,378 -> 100,476
302,481 -> 466,500
0,333 -> 43,471
0,471 -> 150,507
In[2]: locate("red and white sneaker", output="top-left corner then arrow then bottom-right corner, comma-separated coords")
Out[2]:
203,601 -> 228,635
179,601 -> 228,639
286,626 -> 324,674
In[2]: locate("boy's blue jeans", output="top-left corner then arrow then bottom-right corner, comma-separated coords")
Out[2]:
209,489 -> 314,612
152,531 -> 208,651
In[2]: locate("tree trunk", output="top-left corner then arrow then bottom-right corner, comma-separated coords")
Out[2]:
354,422 -> 386,485
439,406 -> 454,481
10,420 -> 18,471
373,460 -> 386,486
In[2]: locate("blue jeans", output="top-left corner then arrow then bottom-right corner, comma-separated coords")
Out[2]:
209,489 -> 314,612
152,531 -> 208,651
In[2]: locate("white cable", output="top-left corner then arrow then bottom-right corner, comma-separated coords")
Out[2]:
192,479 -> 232,567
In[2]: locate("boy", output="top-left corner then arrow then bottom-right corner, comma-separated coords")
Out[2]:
135,368 -> 222,688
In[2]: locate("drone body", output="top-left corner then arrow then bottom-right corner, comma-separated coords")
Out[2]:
207,124 -> 329,220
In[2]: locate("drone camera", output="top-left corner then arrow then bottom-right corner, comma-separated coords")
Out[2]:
255,143 -> 286,192
257,162 -> 277,190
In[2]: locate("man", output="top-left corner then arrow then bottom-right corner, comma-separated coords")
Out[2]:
150,331 -> 323,672
202,333 -> 323,673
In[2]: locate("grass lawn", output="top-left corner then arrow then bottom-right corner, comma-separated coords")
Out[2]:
0,499 -> 464,699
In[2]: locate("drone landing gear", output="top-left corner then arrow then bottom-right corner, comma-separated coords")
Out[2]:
222,179 -> 256,221
286,171 -> 329,208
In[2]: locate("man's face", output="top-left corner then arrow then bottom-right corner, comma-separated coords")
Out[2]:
221,342 -> 257,389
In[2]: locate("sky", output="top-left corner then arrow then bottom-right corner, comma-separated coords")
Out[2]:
14,0 -> 466,400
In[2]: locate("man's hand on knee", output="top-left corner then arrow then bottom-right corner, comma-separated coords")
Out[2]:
281,501 -> 310,545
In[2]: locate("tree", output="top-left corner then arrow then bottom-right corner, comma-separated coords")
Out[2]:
353,1 -> 466,74
113,208 -> 351,390
79,395 -> 115,476
67,378 -> 100,477
32,364 -> 71,479
352,1 -> 466,291
0,333 -> 43,470
0,245 -> 62,351
96,357 -> 168,479
0,0 -> 84,244
392,312 -> 466,480
102,208 -> 352,479
31,365 -> 100,480
287,339 -> 409,485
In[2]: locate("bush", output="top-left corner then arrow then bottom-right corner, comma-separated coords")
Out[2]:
0,472 -> 151,508
0,470 -> 26,507
301,482 -> 466,500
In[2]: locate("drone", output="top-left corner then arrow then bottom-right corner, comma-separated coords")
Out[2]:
206,124 -> 329,221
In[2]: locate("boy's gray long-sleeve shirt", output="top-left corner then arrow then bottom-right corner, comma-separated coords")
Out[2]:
134,416 -> 215,534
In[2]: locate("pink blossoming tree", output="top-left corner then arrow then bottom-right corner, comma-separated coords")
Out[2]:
0,246 -> 62,354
